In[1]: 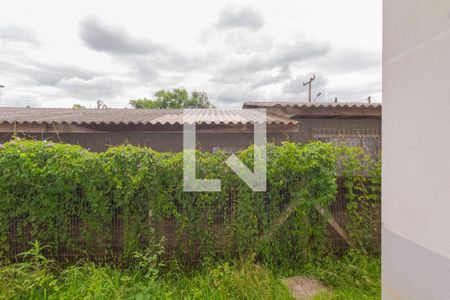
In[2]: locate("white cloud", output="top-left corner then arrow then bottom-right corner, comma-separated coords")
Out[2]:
0,24 -> 39,45
215,6 -> 265,31
283,73 -> 328,94
0,0 -> 382,107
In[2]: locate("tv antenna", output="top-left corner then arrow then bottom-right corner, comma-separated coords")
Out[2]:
314,92 -> 322,102
0,84 -> 4,107
303,75 -> 315,102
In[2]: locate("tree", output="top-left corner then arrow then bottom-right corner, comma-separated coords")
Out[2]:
96,100 -> 108,109
129,89 -> 214,109
72,104 -> 86,109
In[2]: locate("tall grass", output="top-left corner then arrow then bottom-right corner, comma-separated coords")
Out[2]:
298,251 -> 381,299
0,243 -> 379,299
0,242 -> 292,299
0,262 -> 292,300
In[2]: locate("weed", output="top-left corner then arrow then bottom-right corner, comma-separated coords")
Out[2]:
0,244 -> 380,299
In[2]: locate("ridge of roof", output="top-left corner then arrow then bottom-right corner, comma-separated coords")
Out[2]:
0,107 -> 298,126
243,101 -> 382,108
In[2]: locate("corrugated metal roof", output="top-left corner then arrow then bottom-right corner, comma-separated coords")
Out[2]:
0,107 -> 297,125
243,101 -> 382,108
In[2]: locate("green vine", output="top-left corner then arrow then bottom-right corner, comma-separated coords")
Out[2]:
338,147 -> 381,253
0,139 -> 380,265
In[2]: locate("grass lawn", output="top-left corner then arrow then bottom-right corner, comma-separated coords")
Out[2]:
297,251 -> 381,299
0,249 -> 380,300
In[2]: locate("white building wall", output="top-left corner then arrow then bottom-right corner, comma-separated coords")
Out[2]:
383,0 -> 450,298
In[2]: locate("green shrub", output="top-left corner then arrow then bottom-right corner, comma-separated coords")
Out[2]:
338,147 -> 381,253
0,139 -> 380,266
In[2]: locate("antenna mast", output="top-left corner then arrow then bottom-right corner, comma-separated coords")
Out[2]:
0,85 -> 4,107
303,75 -> 316,102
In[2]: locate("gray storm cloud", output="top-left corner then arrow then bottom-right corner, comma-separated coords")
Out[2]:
77,16 -> 216,80
78,17 -> 163,55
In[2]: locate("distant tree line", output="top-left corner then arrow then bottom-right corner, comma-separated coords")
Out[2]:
130,89 -> 214,109
72,89 -> 213,109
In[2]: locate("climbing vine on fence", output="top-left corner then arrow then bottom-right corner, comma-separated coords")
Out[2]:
0,139 -> 380,265
338,146 -> 381,253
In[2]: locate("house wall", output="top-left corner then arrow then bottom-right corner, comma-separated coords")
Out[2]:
0,131 -> 301,152
290,117 -> 380,142
0,117 -> 380,152
383,0 -> 450,299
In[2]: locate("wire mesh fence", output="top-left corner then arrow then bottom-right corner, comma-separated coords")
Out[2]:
6,178 -> 380,260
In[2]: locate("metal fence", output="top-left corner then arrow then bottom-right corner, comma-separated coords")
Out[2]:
6,179 -> 380,259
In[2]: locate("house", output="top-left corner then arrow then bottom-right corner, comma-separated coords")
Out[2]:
243,101 -> 381,154
0,108 -> 298,152
0,101 -> 381,152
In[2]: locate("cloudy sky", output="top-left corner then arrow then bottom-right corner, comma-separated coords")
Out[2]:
0,0 -> 381,108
